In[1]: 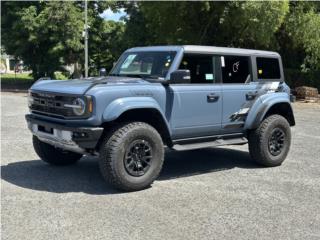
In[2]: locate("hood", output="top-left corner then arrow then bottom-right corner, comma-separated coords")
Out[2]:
30,76 -> 148,95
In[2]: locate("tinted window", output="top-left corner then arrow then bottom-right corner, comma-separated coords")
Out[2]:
179,54 -> 217,84
256,57 -> 281,79
221,56 -> 251,84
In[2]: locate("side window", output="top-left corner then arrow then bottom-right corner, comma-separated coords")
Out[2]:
256,57 -> 281,79
221,56 -> 251,84
179,54 -> 217,84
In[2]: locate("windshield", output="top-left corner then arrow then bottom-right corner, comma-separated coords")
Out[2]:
110,51 -> 177,79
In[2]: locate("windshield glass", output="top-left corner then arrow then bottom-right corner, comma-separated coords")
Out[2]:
110,51 -> 177,79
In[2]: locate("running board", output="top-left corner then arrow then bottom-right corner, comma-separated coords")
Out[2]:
172,137 -> 247,151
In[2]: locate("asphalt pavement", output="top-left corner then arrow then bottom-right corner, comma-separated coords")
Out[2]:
1,92 -> 320,240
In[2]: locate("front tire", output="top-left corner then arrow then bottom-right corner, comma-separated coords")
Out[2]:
99,122 -> 164,191
248,114 -> 291,167
33,136 -> 82,166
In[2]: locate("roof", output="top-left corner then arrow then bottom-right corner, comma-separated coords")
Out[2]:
127,45 -> 280,57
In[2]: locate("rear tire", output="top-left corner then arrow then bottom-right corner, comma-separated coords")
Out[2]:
33,136 -> 82,166
99,122 -> 164,191
248,114 -> 291,167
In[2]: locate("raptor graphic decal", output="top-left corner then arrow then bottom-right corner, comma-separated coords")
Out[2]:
229,81 -> 281,122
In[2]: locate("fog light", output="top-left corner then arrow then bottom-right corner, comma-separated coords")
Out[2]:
73,132 -> 88,138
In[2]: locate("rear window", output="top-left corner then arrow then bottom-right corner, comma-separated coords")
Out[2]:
256,57 -> 281,79
221,55 -> 251,84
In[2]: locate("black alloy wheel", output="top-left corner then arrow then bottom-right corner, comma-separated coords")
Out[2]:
268,128 -> 285,156
124,139 -> 153,177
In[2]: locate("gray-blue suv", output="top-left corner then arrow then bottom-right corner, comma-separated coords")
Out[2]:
26,45 -> 295,191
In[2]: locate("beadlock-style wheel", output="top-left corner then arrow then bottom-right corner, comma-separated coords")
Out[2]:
248,114 -> 291,167
268,128 -> 285,156
124,139 -> 153,177
99,122 -> 164,191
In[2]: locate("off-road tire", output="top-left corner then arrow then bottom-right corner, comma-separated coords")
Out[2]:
248,114 -> 291,167
99,122 -> 164,191
33,136 -> 82,166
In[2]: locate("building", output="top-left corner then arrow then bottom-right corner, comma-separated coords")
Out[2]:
1,53 -> 25,74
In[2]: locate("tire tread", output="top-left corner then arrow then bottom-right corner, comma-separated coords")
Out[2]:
248,114 -> 291,167
33,136 -> 82,165
99,122 -> 164,191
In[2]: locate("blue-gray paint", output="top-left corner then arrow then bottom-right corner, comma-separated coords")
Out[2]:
29,45 -> 294,142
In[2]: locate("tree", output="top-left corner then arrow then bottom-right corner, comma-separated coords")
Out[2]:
1,1 -> 119,80
1,1 -> 84,79
89,20 -> 126,75
2,0 -> 319,84
123,1 -> 319,88
284,2 -> 320,71
134,1 -> 289,49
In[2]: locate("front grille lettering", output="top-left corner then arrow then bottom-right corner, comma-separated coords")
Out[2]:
30,92 -> 75,118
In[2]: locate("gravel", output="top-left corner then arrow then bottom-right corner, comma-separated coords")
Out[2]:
1,92 -> 320,240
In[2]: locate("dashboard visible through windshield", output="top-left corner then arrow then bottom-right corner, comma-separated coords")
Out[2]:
110,51 -> 177,79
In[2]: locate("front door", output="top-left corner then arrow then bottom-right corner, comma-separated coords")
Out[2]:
169,54 -> 222,139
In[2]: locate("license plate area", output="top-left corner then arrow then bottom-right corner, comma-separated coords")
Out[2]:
38,125 -> 54,134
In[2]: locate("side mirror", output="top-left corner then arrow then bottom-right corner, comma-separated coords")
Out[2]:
170,70 -> 191,84
99,68 -> 107,76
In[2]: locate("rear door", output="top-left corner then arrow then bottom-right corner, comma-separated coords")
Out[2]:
220,55 -> 258,133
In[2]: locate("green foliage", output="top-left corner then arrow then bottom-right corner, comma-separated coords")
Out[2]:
136,1 -> 289,48
89,20 -> 126,74
1,0 -> 319,88
54,71 -> 69,80
285,68 -> 320,90
0,72 -> 69,82
285,2 -> 320,71
1,1 -> 84,80
123,1 -> 318,88
1,1 -> 126,80
0,73 -> 34,86
218,1 -> 289,48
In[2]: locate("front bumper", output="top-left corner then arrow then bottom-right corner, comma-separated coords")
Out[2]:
26,114 -> 103,154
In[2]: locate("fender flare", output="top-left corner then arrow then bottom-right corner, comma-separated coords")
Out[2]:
102,96 -> 171,134
245,92 -> 294,129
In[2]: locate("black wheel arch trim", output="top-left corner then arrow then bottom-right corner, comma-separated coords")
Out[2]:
250,102 -> 295,129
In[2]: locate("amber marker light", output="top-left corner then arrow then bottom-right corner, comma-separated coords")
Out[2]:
88,97 -> 93,113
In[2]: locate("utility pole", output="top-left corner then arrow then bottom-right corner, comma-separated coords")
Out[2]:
84,0 -> 88,78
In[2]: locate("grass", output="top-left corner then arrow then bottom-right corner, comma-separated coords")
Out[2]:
1,73 -> 34,90
0,73 -> 34,85
1,72 -> 69,90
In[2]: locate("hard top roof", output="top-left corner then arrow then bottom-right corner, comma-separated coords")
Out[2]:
127,45 -> 280,57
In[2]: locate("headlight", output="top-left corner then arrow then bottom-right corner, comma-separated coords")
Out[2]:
72,98 -> 86,116
64,96 -> 92,116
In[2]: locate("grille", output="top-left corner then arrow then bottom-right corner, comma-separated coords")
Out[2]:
30,92 -> 76,118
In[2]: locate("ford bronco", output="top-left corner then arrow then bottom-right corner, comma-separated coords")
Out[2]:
26,46 -> 295,191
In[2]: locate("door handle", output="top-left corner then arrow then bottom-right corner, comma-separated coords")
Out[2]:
207,93 -> 219,102
246,91 -> 257,101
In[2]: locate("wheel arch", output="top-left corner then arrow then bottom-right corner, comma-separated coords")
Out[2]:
245,94 -> 295,130
263,102 -> 295,126
101,98 -> 172,146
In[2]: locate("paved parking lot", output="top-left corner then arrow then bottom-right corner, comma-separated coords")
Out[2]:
1,92 -> 320,240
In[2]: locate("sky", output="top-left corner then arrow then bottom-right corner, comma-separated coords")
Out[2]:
100,8 -> 126,21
